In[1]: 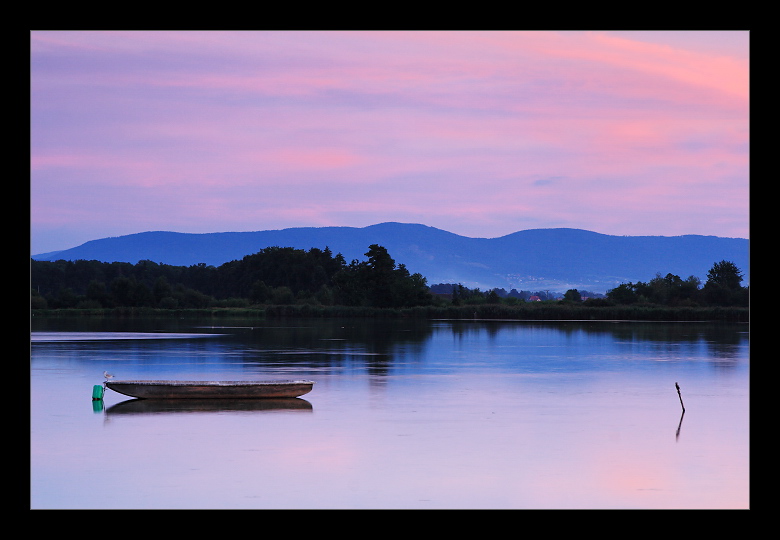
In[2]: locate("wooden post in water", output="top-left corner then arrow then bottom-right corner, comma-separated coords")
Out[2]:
675,382 -> 685,413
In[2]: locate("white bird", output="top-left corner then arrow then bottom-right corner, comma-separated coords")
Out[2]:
103,371 -> 115,380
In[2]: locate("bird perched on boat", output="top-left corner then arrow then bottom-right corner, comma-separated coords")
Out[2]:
103,371 -> 115,380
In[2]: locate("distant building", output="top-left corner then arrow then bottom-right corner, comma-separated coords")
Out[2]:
529,295 -> 541,302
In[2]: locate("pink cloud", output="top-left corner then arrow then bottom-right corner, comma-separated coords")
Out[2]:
241,147 -> 365,173
586,32 -> 748,101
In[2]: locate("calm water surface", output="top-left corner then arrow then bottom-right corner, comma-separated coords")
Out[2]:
30,316 -> 749,509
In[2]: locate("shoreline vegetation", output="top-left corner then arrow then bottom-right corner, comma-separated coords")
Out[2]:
31,244 -> 748,323
31,304 -> 748,322
31,302 -> 750,323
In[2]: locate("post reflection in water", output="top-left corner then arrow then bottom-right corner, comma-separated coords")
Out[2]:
30,317 -> 749,509
676,410 -> 685,441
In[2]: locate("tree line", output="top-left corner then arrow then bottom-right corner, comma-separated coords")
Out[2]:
30,244 -> 432,310
603,260 -> 748,307
30,245 -> 747,311
429,260 -> 747,308
429,283 -> 604,304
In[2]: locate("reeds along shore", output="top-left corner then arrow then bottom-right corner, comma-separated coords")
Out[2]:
31,303 -> 749,322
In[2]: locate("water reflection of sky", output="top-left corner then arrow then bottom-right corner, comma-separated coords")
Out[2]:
30,319 -> 748,509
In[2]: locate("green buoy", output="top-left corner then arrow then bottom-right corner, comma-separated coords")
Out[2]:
92,384 -> 104,401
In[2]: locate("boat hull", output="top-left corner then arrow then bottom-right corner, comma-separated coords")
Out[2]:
106,380 -> 314,399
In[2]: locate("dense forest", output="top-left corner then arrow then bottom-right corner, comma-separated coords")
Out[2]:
30,244 -> 431,310
30,244 -> 748,312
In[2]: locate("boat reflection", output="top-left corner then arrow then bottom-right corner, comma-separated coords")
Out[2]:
105,397 -> 313,415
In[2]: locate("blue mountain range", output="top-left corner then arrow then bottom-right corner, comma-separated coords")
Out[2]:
31,222 -> 749,293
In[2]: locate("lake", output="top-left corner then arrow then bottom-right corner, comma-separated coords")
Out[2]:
30,316 -> 749,509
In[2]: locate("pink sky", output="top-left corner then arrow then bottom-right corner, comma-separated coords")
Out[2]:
30,31 -> 749,254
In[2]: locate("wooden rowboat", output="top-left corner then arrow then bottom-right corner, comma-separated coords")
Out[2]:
105,379 -> 314,399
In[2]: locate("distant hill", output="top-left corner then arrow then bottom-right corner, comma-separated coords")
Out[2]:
31,222 -> 749,293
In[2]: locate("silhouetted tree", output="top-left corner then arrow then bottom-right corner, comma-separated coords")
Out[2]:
607,283 -> 637,304
702,260 -> 747,306
563,289 -> 582,302
705,260 -> 744,290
